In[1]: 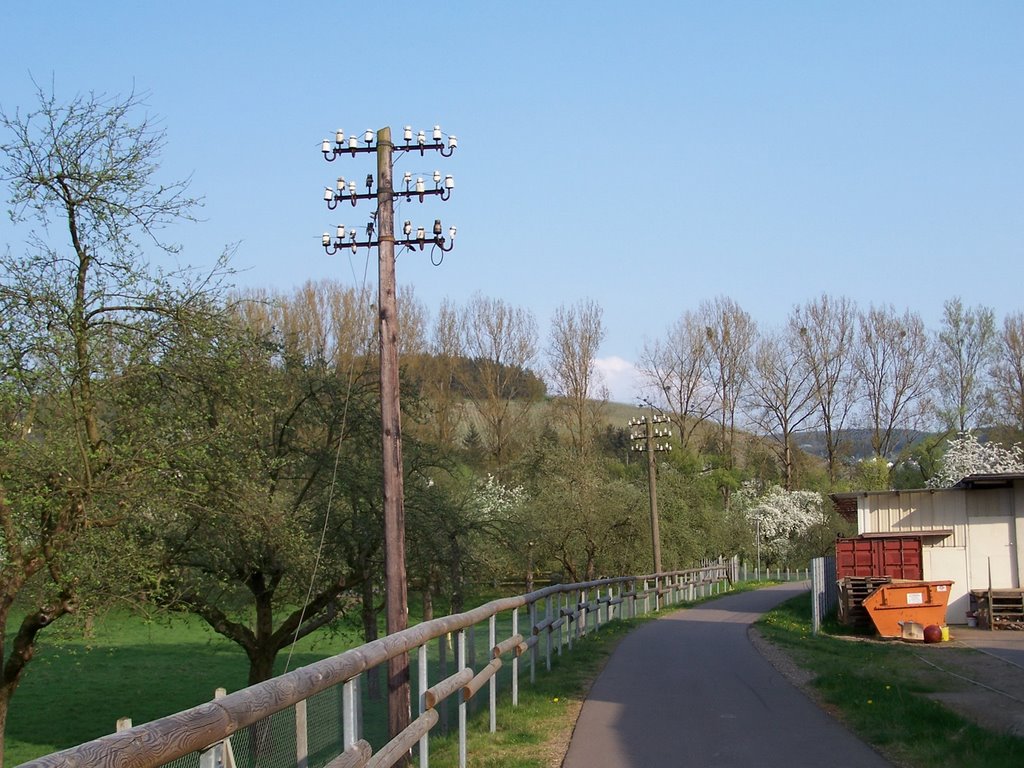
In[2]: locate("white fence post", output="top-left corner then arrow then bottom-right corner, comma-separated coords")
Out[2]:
512,608 -> 519,707
545,595 -> 553,671
558,591 -> 565,654
343,675 -> 360,750
489,614 -> 497,734
419,643 -> 429,767
532,601 -> 541,683
458,629 -> 467,768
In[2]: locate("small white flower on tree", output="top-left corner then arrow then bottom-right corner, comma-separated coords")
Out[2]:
927,432 -> 1024,488
472,474 -> 528,521
735,482 -> 823,566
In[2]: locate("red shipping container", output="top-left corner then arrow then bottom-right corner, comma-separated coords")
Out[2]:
835,536 -> 922,580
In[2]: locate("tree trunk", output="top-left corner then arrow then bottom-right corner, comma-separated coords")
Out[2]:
0,596 -> 74,766
247,646 -> 277,687
783,435 -> 794,491
0,681 -> 12,768
361,574 -> 381,700
448,542 -> 465,614
247,576 -> 279,686
422,585 -> 433,622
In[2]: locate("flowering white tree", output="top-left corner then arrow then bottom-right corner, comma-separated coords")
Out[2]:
471,474 -> 528,520
927,432 -> 1024,488
735,482 -> 823,566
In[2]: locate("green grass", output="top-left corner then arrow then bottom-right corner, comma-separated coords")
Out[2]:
3,596 -> 624,765
5,587 -> 672,766
4,610 -> 372,765
757,592 -> 1024,768
425,616 -> 646,767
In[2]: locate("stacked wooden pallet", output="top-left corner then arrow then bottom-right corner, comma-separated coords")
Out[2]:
972,589 -> 1024,630
838,576 -> 892,629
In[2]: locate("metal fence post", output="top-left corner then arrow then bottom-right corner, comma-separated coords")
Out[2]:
529,601 -> 537,685
458,629 -> 467,768
545,595 -> 552,671
561,593 -> 569,659
489,614 -> 497,734
343,675 -> 361,750
811,555 -> 837,635
419,643 -> 429,767
468,623 -> 477,717
511,608 -> 519,707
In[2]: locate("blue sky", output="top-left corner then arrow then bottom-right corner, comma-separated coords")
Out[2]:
2,2 -> 1022,401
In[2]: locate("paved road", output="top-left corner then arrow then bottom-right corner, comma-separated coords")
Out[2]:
562,584 -> 892,767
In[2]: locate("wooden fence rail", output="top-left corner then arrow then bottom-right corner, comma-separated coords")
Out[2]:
24,560 -> 737,768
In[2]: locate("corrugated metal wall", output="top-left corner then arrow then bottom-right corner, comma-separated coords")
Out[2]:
861,490 -> 966,547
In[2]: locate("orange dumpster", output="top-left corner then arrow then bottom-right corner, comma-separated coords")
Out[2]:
861,581 -> 954,639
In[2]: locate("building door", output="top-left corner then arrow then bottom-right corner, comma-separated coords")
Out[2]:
966,509 -> 1019,591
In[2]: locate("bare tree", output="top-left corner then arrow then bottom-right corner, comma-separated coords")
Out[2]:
458,293 -> 540,473
397,284 -> 429,360
789,294 -> 859,485
935,297 -> 996,433
745,328 -> 819,490
638,310 -> 716,452
701,296 -> 756,469
992,312 -> 1024,433
419,298 -> 463,450
547,299 -> 607,456
854,305 -> 934,459
241,279 -> 377,371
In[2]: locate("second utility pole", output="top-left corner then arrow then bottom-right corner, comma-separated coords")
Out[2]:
629,410 -> 671,574
642,415 -> 663,574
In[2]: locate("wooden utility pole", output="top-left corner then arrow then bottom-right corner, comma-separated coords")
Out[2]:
375,127 -> 411,742
320,125 -> 455,755
629,410 -> 671,574
642,416 -> 663,574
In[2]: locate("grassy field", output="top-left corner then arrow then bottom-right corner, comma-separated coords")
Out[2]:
3,592 -> 632,766
4,610 -> 369,765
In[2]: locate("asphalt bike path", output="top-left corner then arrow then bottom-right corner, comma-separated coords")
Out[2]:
562,584 -> 891,767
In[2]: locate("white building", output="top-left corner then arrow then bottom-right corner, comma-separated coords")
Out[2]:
832,473 -> 1024,623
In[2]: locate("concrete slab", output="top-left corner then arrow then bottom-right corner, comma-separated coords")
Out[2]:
949,625 -> 1024,670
